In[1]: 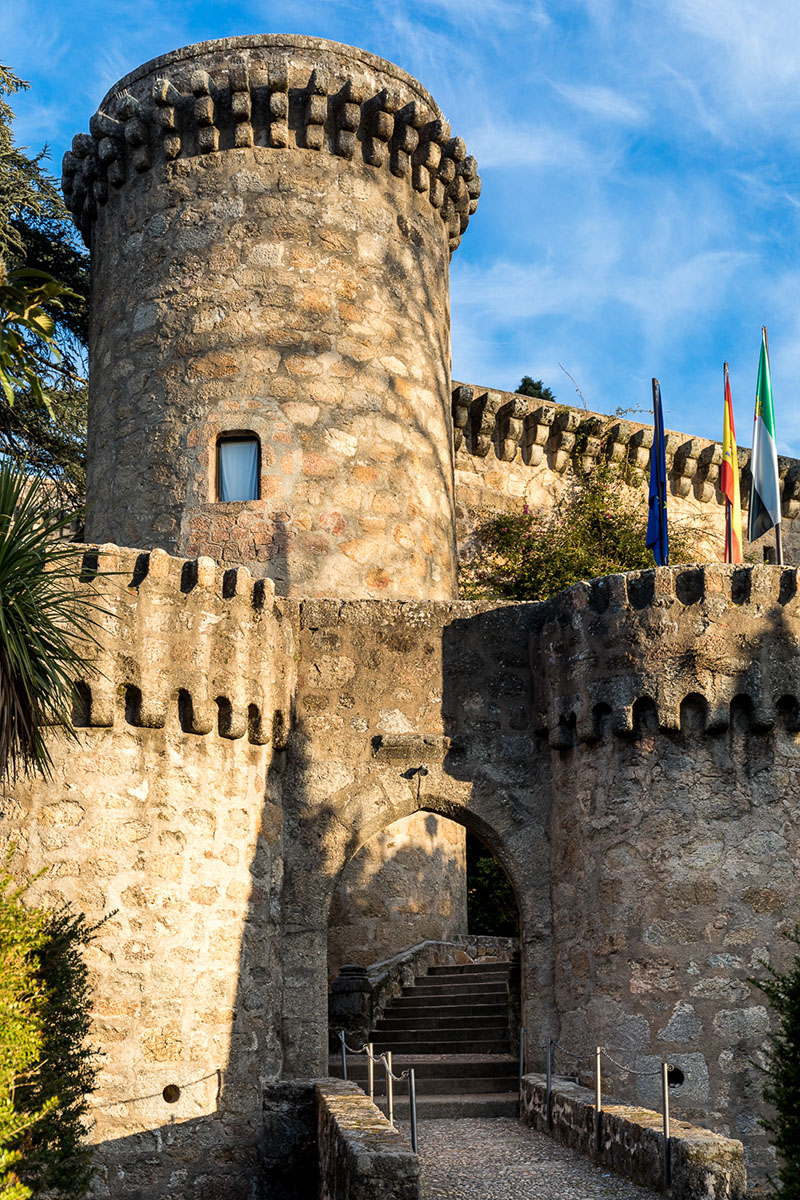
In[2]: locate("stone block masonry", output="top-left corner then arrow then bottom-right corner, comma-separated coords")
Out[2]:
316,1080 -> 419,1200
68,36 -> 481,600
39,29 -> 800,1198
3,551 -> 800,1192
521,1074 -> 746,1199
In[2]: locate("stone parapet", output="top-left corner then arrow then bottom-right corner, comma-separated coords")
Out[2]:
452,382 -> 800,516
521,1074 -> 746,1199
528,563 -> 800,747
64,543 -> 293,740
63,35 -> 479,255
316,1079 -> 419,1200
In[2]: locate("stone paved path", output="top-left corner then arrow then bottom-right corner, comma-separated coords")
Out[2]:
398,1118 -> 663,1200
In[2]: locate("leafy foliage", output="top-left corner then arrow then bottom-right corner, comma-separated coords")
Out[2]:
461,462 -> 697,603
515,376 -> 555,403
752,926 -> 800,1198
0,869 -> 97,1200
0,266 -> 76,411
0,63 -> 88,509
466,835 -> 518,937
0,460 -> 100,781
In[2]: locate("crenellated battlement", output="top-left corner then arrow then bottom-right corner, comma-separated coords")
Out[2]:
62,35 -> 480,253
65,543 -> 294,740
530,563 -> 800,746
452,382 -> 800,517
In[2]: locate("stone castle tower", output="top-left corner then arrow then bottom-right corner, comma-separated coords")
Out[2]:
65,34 -> 479,600
2,30 -> 799,1200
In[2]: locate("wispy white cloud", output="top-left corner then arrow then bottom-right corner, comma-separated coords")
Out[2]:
553,82 -> 647,126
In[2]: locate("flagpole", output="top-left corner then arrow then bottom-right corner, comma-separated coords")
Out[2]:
724,363 -> 731,564
762,326 -> 784,565
652,377 -> 667,565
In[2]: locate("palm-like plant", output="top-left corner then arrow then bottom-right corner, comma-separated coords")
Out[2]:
0,460 -> 97,780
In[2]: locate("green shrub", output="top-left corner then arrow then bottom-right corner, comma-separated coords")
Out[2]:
461,463 -> 697,603
752,925 -> 800,1197
0,871 -> 97,1199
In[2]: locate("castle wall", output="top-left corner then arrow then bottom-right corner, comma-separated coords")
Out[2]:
4,550 -> 800,1191
66,36 -> 481,600
0,547 -> 294,1199
327,813 -> 468,980
278,594 -> 556,1078
529,563 -> 800,1180
451,381 -> 800,568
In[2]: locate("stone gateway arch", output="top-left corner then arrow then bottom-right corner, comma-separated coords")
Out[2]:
2,32 -> 800,1199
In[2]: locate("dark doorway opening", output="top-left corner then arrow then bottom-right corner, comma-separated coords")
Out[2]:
466,832 -> 519,937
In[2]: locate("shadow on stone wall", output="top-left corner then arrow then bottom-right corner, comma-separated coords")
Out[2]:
327,812 -> 468,979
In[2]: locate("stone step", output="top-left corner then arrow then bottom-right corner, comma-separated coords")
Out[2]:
388,997 -> 508,1014
405,981 -> 507,997
426,961 -> 513,975
419,969 -> 509,983
336,1068 -> 518,1096
377,1092 -> 520,1120
376,1013 -> 508,1031
331,1054 -> 519,1080
373,1025 -> 510,1043
369,1038 -> 512,1055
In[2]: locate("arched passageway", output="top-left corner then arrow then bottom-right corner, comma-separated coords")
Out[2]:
279,754 -> 555,1080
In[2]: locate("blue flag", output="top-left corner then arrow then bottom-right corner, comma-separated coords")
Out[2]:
646,378 -> 669,565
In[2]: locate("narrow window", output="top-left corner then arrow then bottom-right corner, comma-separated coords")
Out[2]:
217,434 -> 260,502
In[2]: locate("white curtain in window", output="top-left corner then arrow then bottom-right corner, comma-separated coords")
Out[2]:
219,439 -> 259,502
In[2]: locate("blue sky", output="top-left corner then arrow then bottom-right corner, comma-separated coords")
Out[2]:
5,0 -> 800,452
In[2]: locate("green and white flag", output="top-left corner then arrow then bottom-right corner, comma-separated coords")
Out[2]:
747,327 -> 782,541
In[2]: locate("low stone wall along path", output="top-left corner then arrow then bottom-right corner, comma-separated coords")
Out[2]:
399,1118 -> 663,1200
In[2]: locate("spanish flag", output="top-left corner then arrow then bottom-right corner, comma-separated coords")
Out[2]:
721,362 -> 743,563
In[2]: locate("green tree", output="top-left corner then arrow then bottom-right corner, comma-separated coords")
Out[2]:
0,872 -> 97,1200
466,835 -> 518,937
461,463 -> 696,603
516,376 -> 555,403
752,926 -> 800,1197
0,64 -> 88,510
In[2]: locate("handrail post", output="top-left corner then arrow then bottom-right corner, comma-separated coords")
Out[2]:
594,1046 -> 603,1154
546,1036 -> 553,1130
339,1030 -> 347,1081
519,1026 -> 526,1094
662,1061 -> 672,1190
386,1051 -> 394,1127
408,1068 -> 418,1154
367,1042 -> 374,1101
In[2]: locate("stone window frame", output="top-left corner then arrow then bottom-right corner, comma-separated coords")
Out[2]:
215,430 -> 262,503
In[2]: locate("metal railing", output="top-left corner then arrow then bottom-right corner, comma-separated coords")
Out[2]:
338,1031 -> 418,1154
519,1027 -> 676,1190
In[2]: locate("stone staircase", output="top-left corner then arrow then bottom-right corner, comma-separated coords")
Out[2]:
331,960 -> 519,1118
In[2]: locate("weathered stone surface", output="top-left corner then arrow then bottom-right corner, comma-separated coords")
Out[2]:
327,813 -> 467,978
76,36 -> 478,601
5,551 -> 800,1193
521,1074 -> 746,1200
44,26 -> 800,1200
316,1079 -> 419,1200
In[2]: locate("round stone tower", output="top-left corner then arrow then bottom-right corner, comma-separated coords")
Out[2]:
63,35 -> 481,599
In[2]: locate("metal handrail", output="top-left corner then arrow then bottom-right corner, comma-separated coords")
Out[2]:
338,1031 -> 418,1153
